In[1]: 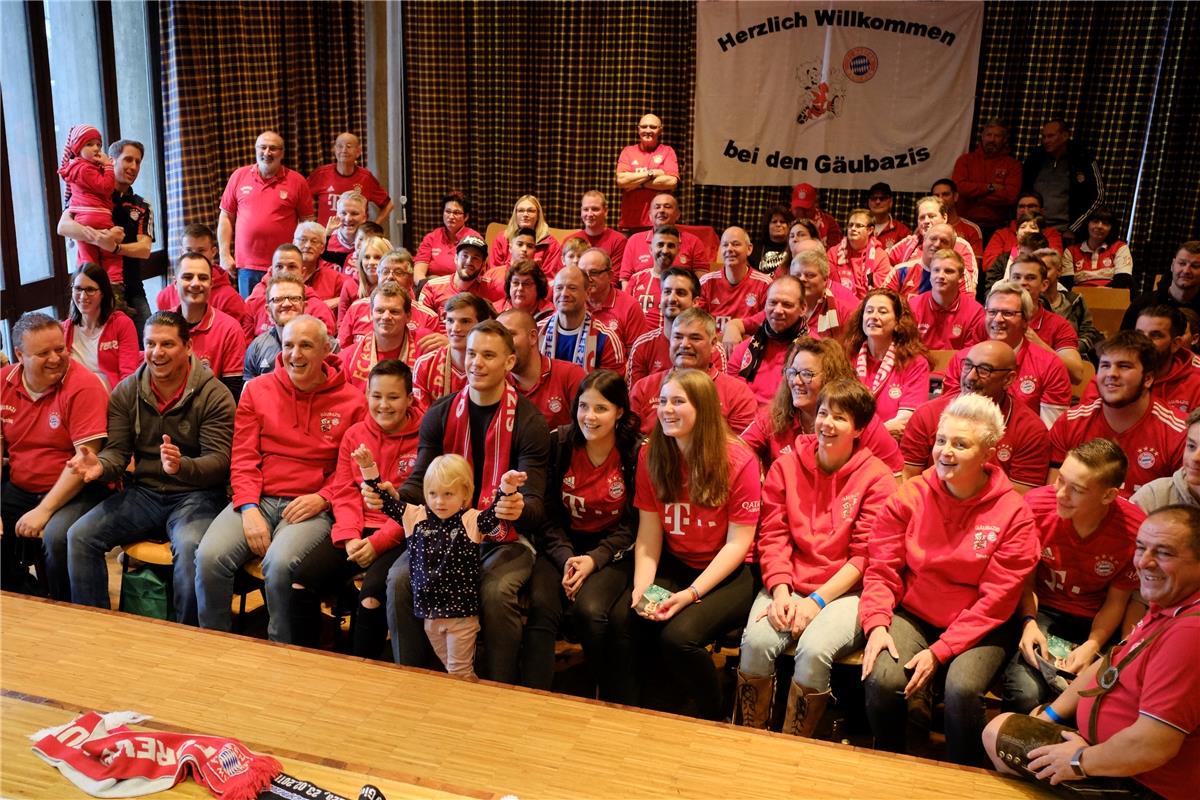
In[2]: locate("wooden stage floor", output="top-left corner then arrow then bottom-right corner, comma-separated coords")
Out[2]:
0,594 -> 1051,799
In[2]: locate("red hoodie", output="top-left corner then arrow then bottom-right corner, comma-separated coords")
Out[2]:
859,465 -> 1039,663
757,435 -> 897,596
231,355 -> 367,506
329,411 -> 420,551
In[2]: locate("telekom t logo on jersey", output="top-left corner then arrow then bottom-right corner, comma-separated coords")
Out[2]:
563,492 -> 586,519
663,503 -> 693,535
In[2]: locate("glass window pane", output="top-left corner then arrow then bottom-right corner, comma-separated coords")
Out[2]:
111,0 -> 162,252
0,4 -> 55,283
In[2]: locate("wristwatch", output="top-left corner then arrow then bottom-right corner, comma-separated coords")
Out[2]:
1069,746 -> 1088,778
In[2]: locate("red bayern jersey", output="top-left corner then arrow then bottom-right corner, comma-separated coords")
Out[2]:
634,438 -> 761,569
587,285 -> 649,353
414,226 -> 481,278
699,268 -> 772,333
306,164 -> 391,227
0,361 -> 108,493
564,228 -> 627,268
418,274 -> 504,321
728,336 -> 792,406
561,444 -> 628,535
909,291 -> 986,351
1023,485 -> 1142,618
1048,400 -> 1187,498
511,356 -> 586,429
624,329 -> 727,387
943,341 -> 1071,422
619,229 -> 710,282
857,354 -> 930,422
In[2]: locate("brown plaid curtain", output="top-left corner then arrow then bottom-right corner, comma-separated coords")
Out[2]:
402,1 -> 1196,289
159,0 -> 366,258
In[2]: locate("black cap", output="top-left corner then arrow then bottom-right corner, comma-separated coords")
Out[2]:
867,182 -> 893,198
456,235 -> 487,258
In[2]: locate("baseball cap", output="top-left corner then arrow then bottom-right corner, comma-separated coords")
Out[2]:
456,235 -> 488,257
790,183 -> 817,210
867,182 -> 893,198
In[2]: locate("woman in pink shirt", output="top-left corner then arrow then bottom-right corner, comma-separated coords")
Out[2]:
413,191 -> 480,283
844,288 -> 931,440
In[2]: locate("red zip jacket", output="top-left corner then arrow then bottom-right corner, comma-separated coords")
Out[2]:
329,411 -> 420,552
62,312 -> 141,390
231,354 -> 367,506
859,465 -> 1039,663
757,435 -> 897,596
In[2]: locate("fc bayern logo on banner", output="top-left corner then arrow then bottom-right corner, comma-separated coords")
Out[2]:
843,47 -> 878,83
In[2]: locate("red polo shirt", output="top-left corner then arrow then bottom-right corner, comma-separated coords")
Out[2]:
219,164 -> 313,272
909,291 -> 986,351
178,305 -> 246,379
0,361 -> 108,493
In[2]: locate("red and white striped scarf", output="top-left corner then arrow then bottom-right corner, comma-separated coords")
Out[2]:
856,341 -> 897,397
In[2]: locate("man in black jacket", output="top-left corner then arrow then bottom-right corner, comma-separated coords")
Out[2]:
1022,119 -> 1103,245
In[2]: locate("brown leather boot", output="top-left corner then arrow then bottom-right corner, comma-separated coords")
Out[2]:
782,681 -> 831,738
732,670 -> 774,729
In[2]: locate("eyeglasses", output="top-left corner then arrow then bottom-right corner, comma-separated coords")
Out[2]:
985,309 -> 1022,319
378,269 -> 410,280
582,268 -> 610,279
443,209 -> 466,217
268,295 -> 304,306
961,360 -> 1012,379
785,368 -> 821,383
72,286 -> 100,296
846,222 -> 870,230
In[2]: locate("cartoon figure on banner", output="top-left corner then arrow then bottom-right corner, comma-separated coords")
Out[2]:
795,61 -> 845,126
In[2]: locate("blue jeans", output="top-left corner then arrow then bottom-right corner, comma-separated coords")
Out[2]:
237,268 -> 266,298
64,484 -> 226,624
863,607 -> 1010,766
739,590 -> 863,690
1002,607 -> 1093,714
195,497 -> 332,642
2,481 -> 107,599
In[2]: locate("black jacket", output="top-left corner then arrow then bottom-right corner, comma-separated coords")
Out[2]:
1022,140 -> 1104,235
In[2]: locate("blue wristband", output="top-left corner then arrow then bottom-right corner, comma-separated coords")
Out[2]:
809,591 -> 827,610
238,503 -> 259,513
1044,705 -> 1063,724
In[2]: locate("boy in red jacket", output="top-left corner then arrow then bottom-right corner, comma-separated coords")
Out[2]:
195,316 -> 366,643
289,359 -> 421,658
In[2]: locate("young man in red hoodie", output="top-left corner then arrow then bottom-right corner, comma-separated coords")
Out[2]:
195,315 -> 367,643
290,359 -> 420,658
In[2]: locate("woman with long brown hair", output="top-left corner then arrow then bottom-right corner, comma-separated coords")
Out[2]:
844,288 -> 930,440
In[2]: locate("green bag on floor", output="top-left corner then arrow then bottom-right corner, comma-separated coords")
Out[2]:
119,566 -> 171,620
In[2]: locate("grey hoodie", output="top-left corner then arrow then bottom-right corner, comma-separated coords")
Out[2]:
96,355 -> 235,492
1131,468 -> 1200,515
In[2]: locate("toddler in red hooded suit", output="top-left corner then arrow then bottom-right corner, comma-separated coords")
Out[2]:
58,124 -> 122,282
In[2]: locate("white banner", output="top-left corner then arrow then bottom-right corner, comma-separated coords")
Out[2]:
694,1 -> 984,189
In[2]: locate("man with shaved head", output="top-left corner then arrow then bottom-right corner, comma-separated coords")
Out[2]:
900,339 -> 1050,493
537,266 -> 624,373
619,194 -> 710,281
615,113 -> 679,230
307,132 -> 394,227
886,196 -> 980,294
499,309 -> 585,428
884,222 -> 960,301
700,226 -> 773,334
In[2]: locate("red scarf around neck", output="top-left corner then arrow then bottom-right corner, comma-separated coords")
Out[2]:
442,382 -> 519,540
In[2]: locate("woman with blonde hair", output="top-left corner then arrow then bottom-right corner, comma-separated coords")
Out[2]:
843,288 -> 931,439
489,195 -> 562,276
338,234 -> 393,322
612,368 -> 760,718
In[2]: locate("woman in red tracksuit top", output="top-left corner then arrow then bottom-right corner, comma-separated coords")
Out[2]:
740,336 -> 903,475
63,262 -> 140,391
289,360 -> 421,658
734,380 -> 897,737
859,393 -> 1039,766
614,367 -> 761,719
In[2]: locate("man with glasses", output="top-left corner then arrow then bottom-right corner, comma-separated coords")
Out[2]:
943,281 -> 1072,427
244,275 -> 340,382
218,130 -> 315,296
866,182 -> 910,250
983,191 -> 1064,269
292,221 -> 349,311
582,247 -> 647,353
900,340 -> 1050,493
244,244 -> 336,339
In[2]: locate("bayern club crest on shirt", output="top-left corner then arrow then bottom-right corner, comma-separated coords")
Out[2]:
887,385 -> 902,400
1019,377 -> 1036,395
1093,557 -> 1116,578
549,397 -> 563,413
996,444 -> 1012,462
1136,449 -> 1157,469
608,479 -> 625,499
745,294 -> 759,307
48,412 -> 61,429
952,324 -> 962,336
279,190 -> 288,200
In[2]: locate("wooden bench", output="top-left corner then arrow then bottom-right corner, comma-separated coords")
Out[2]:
1073,286 -> 1129,337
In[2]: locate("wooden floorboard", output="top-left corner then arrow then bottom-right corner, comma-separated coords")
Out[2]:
0,594 -> 1052,799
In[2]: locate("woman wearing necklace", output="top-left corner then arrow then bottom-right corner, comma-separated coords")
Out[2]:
734,380 -> 897,736
741,337 -> 902,474
844,288 -> 931,441
520,370 -> 641,697
63,262 -> 140,391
